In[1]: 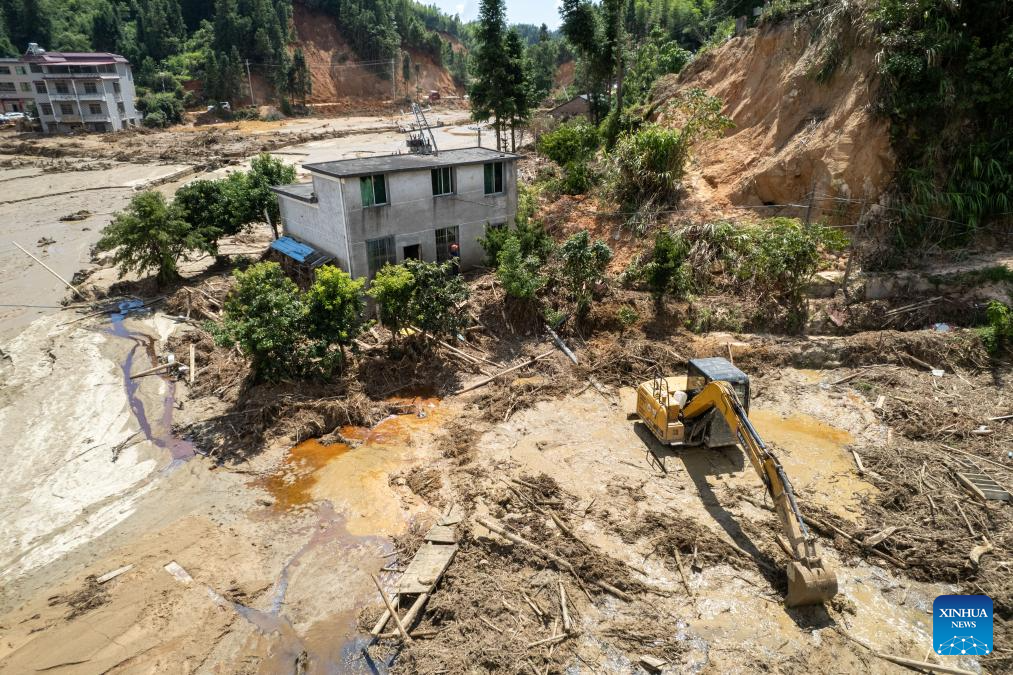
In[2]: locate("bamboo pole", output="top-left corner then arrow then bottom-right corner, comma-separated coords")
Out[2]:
189,344 -> 196,385
370,574 -> 411,643
455,351 -> 555,394
12,241 -> 85,300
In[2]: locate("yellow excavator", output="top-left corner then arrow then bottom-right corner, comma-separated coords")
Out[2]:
635,357 -> 838,607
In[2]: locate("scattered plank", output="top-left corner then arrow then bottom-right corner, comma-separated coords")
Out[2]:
558,579 -> 571,633
528,633 -> 569,648
96,564 -> 133,584
189,343 -> 196,385
640,656 -> 669,673
862,526 -> 901,548
129,362 -> 173,379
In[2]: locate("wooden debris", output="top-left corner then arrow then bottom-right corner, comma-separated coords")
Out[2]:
874,395 -> 885,411
862,526 -> 901,548
874,652 -> 976,675
371,573 -> 412,643
521,591 -> 544,619
852,450 -> 866,475
674,550 -> 694,598
455,351 -> 555,394
969,540 -> 993,567
639,656 -> 668,673
189,343 -> 196,385
479,616 -> 503,634
558,579 -> 571,633
12,241 -> 85,300
804,513 -> 908,568
96,564 -> 133,584
129,362 -> 173,379
528,633 -> 568,648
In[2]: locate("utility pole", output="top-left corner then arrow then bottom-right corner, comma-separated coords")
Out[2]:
245,58 -> 256,107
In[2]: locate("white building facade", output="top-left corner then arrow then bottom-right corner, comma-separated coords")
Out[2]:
271,147 -> 520,280
0,44 -> 139,132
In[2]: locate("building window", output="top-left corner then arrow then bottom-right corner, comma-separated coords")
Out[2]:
113,81 -> 121,94
0,66 -> 8,74
360,174 -> 388,207
117,101 -> 125,113
34,81 -> 45,93
20,82 -> 30,92
84,81 -> 98,94
484,161 -> 504,194
431,167 -> 454,196
40,103 -> 52,115
367,236 -> 396,277
29,64 -> 42,73
16,65 -> 26,75
59,102 -> 73,115
55,81 -> 69,94
435,226 -> 460,263
0,82 -> 15,92
89,103 -> 102,115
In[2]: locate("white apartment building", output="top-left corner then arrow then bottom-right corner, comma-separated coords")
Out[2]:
0,43 -> 139,133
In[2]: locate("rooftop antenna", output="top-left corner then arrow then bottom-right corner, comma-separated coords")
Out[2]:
404,102 -> 438,155
26,42 -> 45,56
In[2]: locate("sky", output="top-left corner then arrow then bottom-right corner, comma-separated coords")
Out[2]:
430,0 -> 563,29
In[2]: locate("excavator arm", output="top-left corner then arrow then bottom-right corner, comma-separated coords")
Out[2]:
682,381 -> 839,606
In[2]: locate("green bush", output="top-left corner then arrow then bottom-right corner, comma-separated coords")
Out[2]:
537,119 -> 600,165
479,220 -> 554,268
559,230 -> 612,317
977,301 -> 1013,356
496,237 -> 547,300
617,306 -> 640,333
603,89 -> 731,212
305,265 -> 366,373
215,262 -> 366,381
736,218 -> 848,332
138,92 -> 184,128
368,260 -> 469,345
644,229 -> 692,299
96,191 -> 219,285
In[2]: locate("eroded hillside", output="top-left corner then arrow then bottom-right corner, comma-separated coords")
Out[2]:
654,19 -> 893,212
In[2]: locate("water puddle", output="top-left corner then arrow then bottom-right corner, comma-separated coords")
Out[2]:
750,409 -> 875,521
107,300 -> 194,465
257,397 -> 441,536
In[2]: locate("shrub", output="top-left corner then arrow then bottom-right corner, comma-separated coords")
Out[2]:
537,119 -> 600,165
479,220 -> 554,268
368,264 -> 416,339
644,229 -> 693,300
559,230 -> 612,316
95,191 -> 219,285
977,301 -> 1013,355
368,260 -> 469,345
558,159 -> 594,195
138,92 -> 184,128
736,218 -> 848,332
246,153 -> 296,226
218,262 -> 307,382
617,305 -> 639,333
603,89 -> 731,212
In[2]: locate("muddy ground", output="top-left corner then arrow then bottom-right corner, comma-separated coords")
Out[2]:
1,114 -> 1011,675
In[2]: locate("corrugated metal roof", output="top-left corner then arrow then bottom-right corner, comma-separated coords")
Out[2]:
270,236 -> 316,263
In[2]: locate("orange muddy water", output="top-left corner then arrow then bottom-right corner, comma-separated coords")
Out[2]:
256,397 -> 443,535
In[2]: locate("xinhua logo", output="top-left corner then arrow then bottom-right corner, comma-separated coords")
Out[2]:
933,595 -> 993,656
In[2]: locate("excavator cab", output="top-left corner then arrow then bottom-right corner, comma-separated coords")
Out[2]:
685,358 -> 750,448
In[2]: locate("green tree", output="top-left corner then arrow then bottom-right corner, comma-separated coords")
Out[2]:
368,263 -> 416,340
643,228 -> 691,299
304,265 -> 366,372
559,230 -> 612,316
503,28 -> 531,151
405,259 -> 469,340
469,0 -> 509,149
96,191 -> 219,285
496,236 -> 547,300
219,262 -> 306,381
173,178 -> 245,237
246,153 -> 295,225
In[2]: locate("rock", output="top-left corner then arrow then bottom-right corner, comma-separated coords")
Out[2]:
256,498 -> 274,507
806,270 -> 843,298
510,375 -> 547,390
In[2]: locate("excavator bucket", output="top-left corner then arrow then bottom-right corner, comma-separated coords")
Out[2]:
786,561 -> 838,607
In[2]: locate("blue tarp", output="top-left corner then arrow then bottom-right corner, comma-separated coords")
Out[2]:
270,236 -> 315,263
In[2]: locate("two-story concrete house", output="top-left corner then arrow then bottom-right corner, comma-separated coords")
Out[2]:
271,147 -> 519,279
0,44 -> 139,133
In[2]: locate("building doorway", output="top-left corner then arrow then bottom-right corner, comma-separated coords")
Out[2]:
403,243 -> 421,261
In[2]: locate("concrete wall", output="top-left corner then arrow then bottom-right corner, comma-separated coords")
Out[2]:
278,159 -> 517,280
339,160 -> 517,278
